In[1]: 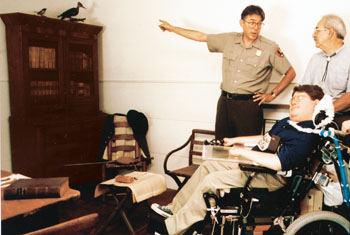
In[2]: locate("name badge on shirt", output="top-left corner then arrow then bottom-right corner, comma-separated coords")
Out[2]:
257,133 -> 281,152
256,50 -> 262,57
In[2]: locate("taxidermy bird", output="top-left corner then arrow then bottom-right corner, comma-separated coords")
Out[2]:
70,18 -> 86,22
57,2 -> 86,20
35,8 -> 47,16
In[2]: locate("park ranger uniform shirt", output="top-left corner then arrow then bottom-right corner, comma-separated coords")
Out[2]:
207,32 -> 291,94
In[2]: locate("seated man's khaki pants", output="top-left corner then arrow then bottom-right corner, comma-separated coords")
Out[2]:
165,160 -> 287,235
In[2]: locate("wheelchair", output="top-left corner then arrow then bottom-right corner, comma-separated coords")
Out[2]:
196,127 -> 350,235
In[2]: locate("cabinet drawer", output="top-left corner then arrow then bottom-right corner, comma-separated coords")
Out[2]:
44,122 -> 99,145
44,140 -> 101,184
45,138 -> 100,163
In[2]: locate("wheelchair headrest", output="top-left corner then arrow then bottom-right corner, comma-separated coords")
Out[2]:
288,94 -> 334,134
312,94 -> 334,129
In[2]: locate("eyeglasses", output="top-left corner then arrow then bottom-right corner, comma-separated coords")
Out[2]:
314,27 -> 329,33
243,20 -> 264,28
290,95 -> 308,103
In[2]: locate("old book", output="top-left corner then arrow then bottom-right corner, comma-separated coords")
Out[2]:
4,177 -> 69,200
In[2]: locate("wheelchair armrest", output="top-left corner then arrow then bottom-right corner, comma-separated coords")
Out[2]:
239,163 -> 277,174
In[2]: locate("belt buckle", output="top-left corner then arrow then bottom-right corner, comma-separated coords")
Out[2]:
225,92 -> 233,99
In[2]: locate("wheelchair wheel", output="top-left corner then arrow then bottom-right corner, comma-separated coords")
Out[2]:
285,211 -> 350,235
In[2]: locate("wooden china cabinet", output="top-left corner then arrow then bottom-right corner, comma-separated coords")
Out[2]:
1,13 -> 106,185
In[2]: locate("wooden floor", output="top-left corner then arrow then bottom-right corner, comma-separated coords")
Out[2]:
57,182 -> 177,235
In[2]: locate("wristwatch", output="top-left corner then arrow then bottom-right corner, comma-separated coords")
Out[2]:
270,91 -> 277,98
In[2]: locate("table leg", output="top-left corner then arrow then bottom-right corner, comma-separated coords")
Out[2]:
96,187 -> 135,235
120,209 -> 135,235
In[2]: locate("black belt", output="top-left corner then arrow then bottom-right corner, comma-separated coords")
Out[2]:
222,91 -> 253,100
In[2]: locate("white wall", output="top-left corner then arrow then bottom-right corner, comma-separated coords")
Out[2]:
1,0 -> 349,188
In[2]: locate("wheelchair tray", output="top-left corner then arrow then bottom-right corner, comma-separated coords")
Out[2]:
202,145 -> 257,165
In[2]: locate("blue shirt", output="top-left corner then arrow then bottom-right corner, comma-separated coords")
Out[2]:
252,118 -> 319,171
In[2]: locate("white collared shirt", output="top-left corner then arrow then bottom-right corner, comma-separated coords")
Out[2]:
301,46 -> 350,99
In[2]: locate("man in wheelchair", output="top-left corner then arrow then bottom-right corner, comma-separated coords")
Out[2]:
150,84 -> 329,235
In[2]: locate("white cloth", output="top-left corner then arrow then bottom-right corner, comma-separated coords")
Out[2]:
318,182 -> 343,206
94,172 -> 166,203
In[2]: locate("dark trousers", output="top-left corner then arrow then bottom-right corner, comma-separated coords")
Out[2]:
334,111 -> 350,147
334,111 -> 350,129
215,94 -> 263,140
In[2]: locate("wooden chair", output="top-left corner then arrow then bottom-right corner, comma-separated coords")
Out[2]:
163,116 -> 278,190
23,213 -> 99,235
163,129 -> 215,189
101,115 -> 147,181
262,118 -> 279,134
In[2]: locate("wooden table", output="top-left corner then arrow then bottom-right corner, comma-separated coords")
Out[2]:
1,170 -> 80,233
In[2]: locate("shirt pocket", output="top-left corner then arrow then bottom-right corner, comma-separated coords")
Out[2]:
223,51 -> 238,70
246,57 -> 269,73
331,67 -> 349,91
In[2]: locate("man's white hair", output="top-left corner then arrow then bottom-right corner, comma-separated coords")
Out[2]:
322,14 -> 346,40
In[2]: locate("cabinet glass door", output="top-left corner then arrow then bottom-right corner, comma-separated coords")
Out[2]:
27,40 -> 60,109
68,43 -> 94,100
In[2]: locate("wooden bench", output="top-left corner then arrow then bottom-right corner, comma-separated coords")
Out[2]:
24,213 -> 99,235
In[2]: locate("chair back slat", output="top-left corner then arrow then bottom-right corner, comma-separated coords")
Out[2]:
112,145 -> 137,152
112,134 -> 135,141
189,129 -> 216,165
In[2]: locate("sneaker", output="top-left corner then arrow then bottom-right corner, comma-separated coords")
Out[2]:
151,203 -> 173,218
